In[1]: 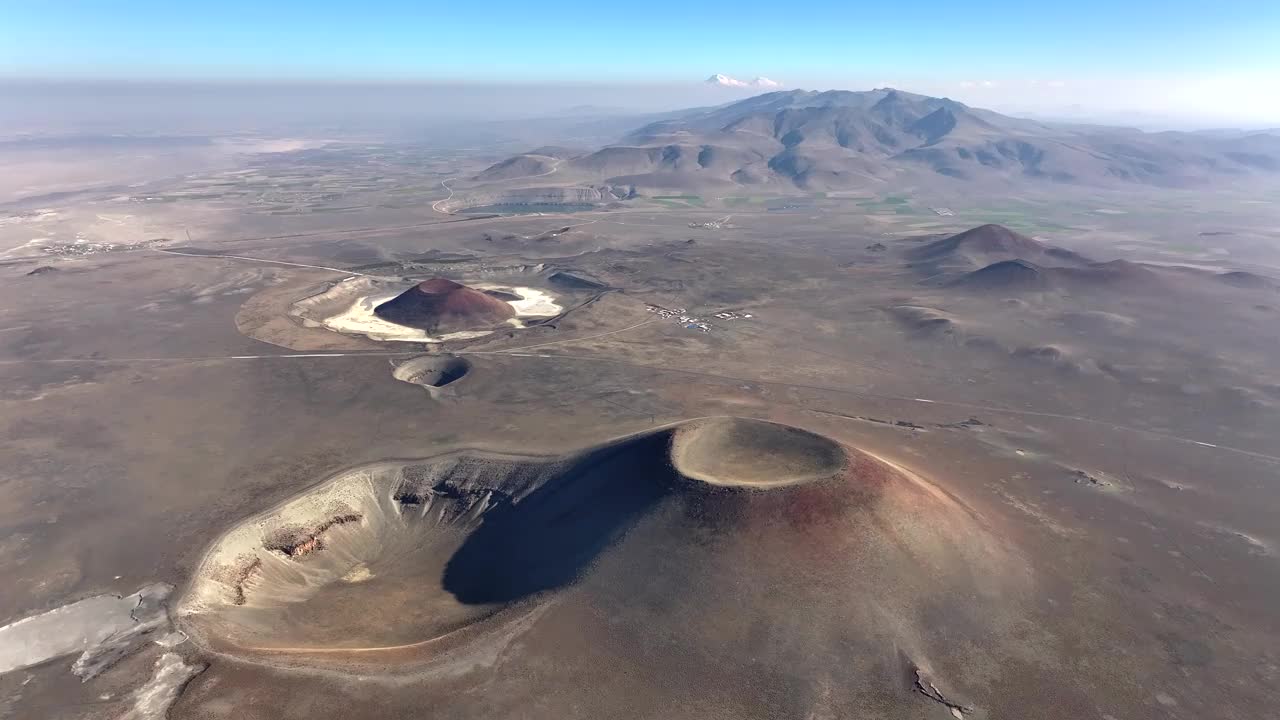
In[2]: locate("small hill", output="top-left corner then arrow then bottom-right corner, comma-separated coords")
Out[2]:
1011,344 -> 1104,376
1056,310 -> 1137,333
525,146 -> 580,159
950,259 -> 1051,291
912,224 -> 1044,260
1216,270 -> 1278,290
910,224 -> 1090,270
548,271 -> 607,290
374,278 -> 515,332
1060,259 -> 1163,287
952,257 -> 1165,293
887,305 -> 962,335
475,154 -> 558,181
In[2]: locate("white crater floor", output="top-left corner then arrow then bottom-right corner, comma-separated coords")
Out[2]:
476,285 -> 562,318
311,281 -> 563,343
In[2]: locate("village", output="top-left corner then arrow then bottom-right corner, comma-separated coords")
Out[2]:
644,303 -> 752,332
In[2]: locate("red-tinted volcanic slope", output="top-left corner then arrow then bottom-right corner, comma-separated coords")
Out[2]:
374,278 -> 515,333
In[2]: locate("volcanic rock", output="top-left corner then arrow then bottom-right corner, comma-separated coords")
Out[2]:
374,278 -> 515,333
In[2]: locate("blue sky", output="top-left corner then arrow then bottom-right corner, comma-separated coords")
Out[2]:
3,1 -> 1278,122
3,0 -> 1276,80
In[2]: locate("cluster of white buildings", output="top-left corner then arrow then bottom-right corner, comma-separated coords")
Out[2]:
930,207 -> 955,216
645,304 -> 684,319
687,215 -> 732,230
40,237 -> 166,257
645,304 -> 708,332
645,304 -> 753,333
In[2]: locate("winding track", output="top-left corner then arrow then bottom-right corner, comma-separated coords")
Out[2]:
152,248 -> 379,277
430,178 -> 456,213
430,158 -> 567,215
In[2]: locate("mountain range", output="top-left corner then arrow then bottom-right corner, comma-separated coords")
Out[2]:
479,88 -> 1280,190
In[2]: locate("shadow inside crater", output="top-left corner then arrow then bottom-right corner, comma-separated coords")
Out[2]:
442,430 -> 679,605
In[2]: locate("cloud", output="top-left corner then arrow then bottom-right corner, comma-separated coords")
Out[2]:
706,74 -> 783,88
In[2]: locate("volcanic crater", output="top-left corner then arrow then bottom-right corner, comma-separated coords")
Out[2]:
288,274 -> 567,344
391,355 -> 472,392
177,417 -> 1018,675
374,278 -> 516,333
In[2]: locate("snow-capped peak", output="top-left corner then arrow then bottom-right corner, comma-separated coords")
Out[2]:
705,74 -> 783,88
706,73 -> 749,88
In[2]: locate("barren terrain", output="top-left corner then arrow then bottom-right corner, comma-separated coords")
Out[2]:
1,121 -> 1279,720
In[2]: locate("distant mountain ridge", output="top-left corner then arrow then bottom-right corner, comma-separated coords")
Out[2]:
481,89 -> 1280,190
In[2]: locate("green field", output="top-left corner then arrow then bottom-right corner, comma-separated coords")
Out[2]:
651,194 -> 706,207
855,194 -> 915,212
651,199 -> 687,209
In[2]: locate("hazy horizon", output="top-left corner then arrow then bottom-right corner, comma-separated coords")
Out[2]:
5,0 -> 1279,129
2,78 -> 1277,137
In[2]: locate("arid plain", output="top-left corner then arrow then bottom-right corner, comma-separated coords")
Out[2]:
1,126 -> 1279,720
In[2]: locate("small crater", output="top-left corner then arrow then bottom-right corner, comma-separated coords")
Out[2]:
392,355 -> 472,390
